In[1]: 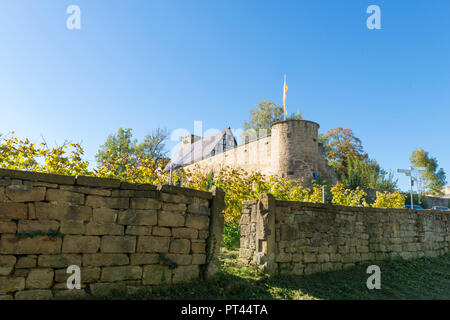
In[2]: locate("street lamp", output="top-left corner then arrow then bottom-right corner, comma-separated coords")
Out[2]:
397,167 -> 426,208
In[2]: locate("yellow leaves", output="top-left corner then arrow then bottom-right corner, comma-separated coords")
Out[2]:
0,133 -> 90,176
181,167 -> 324,224
331,183 -> 368,207
371,191 -> 406,209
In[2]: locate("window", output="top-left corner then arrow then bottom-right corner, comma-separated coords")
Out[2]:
222,135 -> 227,151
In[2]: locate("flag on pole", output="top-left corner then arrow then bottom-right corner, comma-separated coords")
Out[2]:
283,75 -> 288,116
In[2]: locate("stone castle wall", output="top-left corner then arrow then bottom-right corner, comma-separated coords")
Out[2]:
0,169 -> 224,300
183,135 -> 273,176
239,194 -> 449,276
183,120 -> 337,185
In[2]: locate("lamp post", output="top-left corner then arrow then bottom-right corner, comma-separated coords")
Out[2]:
398,167 -> 427,208
398,168 -> 414,207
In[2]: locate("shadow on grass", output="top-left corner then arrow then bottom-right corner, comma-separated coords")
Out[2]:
103,250 -> 450,300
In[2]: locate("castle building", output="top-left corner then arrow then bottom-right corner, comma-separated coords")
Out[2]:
166,119 -> 337,185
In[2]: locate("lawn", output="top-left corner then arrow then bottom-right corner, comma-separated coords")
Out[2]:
112,248 -> 450,300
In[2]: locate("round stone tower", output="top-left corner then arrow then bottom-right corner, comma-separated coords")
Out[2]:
270,119 -> 332,184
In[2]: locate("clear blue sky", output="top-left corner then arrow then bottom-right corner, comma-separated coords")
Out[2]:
1,1 -> 449,192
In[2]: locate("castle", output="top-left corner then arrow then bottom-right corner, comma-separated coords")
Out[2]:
166,119 -> 338,185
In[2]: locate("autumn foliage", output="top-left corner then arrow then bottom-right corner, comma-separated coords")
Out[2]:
0,132 -> 407,224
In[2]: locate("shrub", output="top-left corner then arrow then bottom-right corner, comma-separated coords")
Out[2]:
222,223 -> 240,250
330,183 -> 368,207
371,191 -> 407,208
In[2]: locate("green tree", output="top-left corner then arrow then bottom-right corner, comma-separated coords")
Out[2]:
96,128 -> 138,173
96,127 -> 168,174
320,128 -> 397,192
320,127 -> 368,176
341,156 -> 397,192
137,128 -> 169,166
242,100 -> 302,142
410,148 -> 447,196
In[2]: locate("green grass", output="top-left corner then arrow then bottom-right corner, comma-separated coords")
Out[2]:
108,249 -> 450,300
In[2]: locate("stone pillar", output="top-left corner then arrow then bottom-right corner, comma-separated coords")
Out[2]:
205,186 -> 225,278
255,193 -> 277,275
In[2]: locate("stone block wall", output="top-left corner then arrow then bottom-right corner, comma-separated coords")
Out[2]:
239,194 -> 450,276
0,169 -> 224,300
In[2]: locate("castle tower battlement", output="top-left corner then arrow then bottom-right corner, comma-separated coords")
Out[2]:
271,120 -> 322,181
178,119 -> 337,185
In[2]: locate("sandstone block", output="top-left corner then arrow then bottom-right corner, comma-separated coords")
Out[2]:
185,215 -> 209,230
317,253 -> 330,263
101,236 -> 136,253
192,254 -> 206,265
137,236 -> 170,253
38,254 -> 81,268
5,185 -> 45,202
198,230 -> 209,240
130,253 -> 159,265
162,202 -> 186,212
54,289 -> 88,300
169,239 -> 191,254
18,220 -> 59,233
28,203 -> 36,219
16,255 -> 36,269
142,265 -> 171,285
0,203 -> 27,219
101,266 -> 142,282
160,192 -> 189,204
0,255 -> 16,267
92,208 -> 117,224
111,190 -> 135,197
60,185 -> 111,196
0,235 -> 62,254
0,221 -> 17,234
89,282 -> 127,297
76,175 -> 121,188
62,235 -> 100,253
60,219 -> 85,234
15,289 -> 53,300
118,209 -> 157,226
46,189 -> 84,205
26,268 -> 54,289
165,254 -> 193,266
125,225 -> 152,236
172,227 -> 198,239
83,253 -> 129,267
191,240 -> 205,253
151,227 -> 171,237
172,265 -> 199,284
0,187 -> 5,202
187,199 -> 210,215
158,211 -> 185,227
86,196 -> 129,209
276,253 -> 292,263
35,203 -> 92,221
130,198 -> 161,210
303,252 -> 317,263
0,277 -> 25,294
85,222 -> 124,235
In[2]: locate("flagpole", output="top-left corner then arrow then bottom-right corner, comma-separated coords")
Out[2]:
283,74 -> 286,120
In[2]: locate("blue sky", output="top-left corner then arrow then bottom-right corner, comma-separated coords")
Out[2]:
0,1 -> 449,191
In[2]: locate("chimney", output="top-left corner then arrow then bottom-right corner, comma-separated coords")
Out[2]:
180,134 -> 201,146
